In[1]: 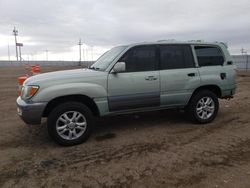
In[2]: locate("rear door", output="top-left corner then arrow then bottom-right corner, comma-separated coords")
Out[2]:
194,45 -> 228,90
107,45 -> 160,111
159,45 -> 200,106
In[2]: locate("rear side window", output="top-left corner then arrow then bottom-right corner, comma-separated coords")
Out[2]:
160,45 -> 195,70
119,46 -> 157,72
195,46 -> 224,66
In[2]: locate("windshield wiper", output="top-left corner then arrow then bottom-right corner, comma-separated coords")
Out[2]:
88,66 -> 100,71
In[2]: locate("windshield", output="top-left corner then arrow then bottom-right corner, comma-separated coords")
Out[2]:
90,46 -> 127,71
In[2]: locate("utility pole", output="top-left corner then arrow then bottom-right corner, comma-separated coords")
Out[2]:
19,45 -> 22,61
78,39 -> 82,66
241,48 -> 245,55
91,46 -> 94,61
241,48 -> 248,71
83,47 -> 85,62
246,52 -> 249,72
8,42 -> 10,61
13,27 -> 18,61
45,49 -> 49,61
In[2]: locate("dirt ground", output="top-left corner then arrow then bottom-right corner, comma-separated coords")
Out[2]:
0,65 -> 250,188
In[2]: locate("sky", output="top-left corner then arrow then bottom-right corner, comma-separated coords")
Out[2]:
0,0 -> 250,61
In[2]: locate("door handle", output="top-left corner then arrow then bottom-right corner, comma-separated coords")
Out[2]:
187,73 -> 196,77
145,76 -> 158,81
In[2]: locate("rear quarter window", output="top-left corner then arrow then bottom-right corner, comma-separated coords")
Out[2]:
194,46 -> 224,67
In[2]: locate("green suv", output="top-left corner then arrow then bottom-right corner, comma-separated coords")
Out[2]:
17,41 -> 236,145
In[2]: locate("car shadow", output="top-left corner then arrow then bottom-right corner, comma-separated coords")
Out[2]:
12,109 -> 191,147
93,109 -> 190,135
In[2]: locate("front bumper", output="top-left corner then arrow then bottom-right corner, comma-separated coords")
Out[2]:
16,97 -> 47,125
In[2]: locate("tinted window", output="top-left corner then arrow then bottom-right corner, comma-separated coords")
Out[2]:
160,45 -> 194,69
195,46 -> 224,66
119,46 -> 156,72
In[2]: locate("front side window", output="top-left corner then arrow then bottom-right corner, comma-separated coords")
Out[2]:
119,46 -> 157,72
160,45 -> 195,70
195,46 -> 224,67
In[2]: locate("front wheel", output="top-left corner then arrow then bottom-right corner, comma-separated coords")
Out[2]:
47,102 -> 94,146
187,90 -> 219,124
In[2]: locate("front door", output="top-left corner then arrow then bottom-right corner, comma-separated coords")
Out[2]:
108,45 -> 160,111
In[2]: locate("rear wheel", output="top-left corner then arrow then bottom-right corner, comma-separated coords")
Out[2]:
47,102 -> 94,146
187,90 -> 219,123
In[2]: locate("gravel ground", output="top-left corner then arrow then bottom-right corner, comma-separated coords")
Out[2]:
0,66 -> 250,188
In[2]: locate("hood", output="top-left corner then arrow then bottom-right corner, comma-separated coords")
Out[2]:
24,68 -> 106,86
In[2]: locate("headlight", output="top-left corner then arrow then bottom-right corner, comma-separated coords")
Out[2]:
21,85 -> 39,100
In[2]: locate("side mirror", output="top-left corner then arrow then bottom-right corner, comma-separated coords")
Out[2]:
112,62 -> 126,73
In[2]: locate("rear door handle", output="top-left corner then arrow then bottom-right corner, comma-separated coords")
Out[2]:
145,76 -> 158,81
187,73 -> 196,77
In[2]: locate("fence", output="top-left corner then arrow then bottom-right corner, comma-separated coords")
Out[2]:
232,55 -> 249,70
0,56 -> 249,70
0,61 -> 94,67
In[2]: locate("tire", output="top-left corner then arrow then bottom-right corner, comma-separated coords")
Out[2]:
47,102 -> 94,146
187,90 -> 219,124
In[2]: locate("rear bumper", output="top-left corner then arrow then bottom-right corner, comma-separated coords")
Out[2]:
16,97 -> 47,125
221,87 -> 236,99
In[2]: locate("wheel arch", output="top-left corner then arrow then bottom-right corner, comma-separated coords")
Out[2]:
187,85 -> 222,105
43,94 -> 100,117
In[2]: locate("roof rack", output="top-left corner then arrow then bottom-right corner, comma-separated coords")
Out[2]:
188,40 -> 204,42
219,42 -> 228,48
156,39 -> 176,42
